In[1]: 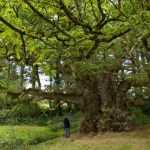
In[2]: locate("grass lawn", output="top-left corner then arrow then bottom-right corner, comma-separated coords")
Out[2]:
0,113 -> 80,149
0,125 -> 63,150
30,125 -> 150,150
0,112 -> 150,150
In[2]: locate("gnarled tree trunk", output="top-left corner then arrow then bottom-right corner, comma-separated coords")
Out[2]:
79,72 -> 131,133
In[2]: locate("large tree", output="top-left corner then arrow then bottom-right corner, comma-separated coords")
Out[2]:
0,0 -> 150,133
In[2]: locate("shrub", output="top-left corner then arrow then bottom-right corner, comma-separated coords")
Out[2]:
131,107 -> 150,125
141,101 -> 150,116
9,102 -> 43,118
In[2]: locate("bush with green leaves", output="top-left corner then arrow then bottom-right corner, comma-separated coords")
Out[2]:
131,108 -> 150,125
9,102 -> 43,118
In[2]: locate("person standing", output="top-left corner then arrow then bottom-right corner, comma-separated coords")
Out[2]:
64,117 -> 70,138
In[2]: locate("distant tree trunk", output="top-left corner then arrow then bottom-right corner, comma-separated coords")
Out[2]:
31,65 -> 36,89
54,54 -> 62,88
31,65 -> 41,89
49,76 -> 53,89
11,63 -> 18,80
36,65 -> 41,89
57,102 -> 63,116
20,65 -> 24,89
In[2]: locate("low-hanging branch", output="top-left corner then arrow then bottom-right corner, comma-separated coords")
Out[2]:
7,88 -> 82,102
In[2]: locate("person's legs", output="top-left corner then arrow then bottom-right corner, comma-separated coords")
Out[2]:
66,128 -> 70,137
64,128 -> 67,137
64,128 -> 70,137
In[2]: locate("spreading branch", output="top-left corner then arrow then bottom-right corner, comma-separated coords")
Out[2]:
58,0 -> 93,33
96,0 -> 106,24
0,16 -> 56,49
101,28 -> 131,42
86,28 -> 131,59
23,0 -> 74,40
0,16 -> 25,35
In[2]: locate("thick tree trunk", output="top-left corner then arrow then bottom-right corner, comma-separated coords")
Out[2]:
79,76 -> 101,133
80,90 -> 101,133
79,73 -> 131,133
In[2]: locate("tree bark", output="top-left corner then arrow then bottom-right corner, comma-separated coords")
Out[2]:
79,72 -> 131,133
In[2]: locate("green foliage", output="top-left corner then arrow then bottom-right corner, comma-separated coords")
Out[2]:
141,101 -> 150,116
9,102 -> 43,118
127,71 -> 149,86
0,112 -> 81,148
131,108 -> 150,125
74,59 -> 120,79
0,125 -> 59,148
0,80 -> 6,89
30,131 -> 150,150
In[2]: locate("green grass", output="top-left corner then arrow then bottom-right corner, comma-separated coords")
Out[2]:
0,113 -> 81,149
30,127 -> 150,150
0,112 -> 150,150
0,125 -> 63,147
29,137 -> 150,150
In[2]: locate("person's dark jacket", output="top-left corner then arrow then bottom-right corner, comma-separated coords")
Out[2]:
64,118 -> 70,128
